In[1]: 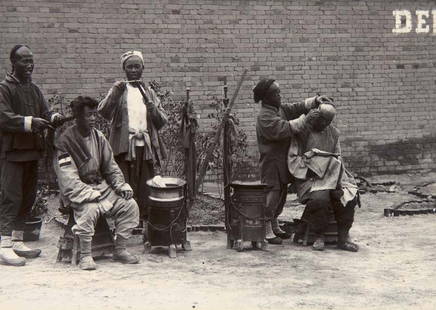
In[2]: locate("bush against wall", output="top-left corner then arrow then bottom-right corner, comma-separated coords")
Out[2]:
150,81 -> 251,186
45,83 -> 251,188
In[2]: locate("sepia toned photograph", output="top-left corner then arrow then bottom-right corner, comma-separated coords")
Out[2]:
0,1 -> 435,309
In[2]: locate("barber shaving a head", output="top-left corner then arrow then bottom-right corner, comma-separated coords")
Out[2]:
98,51 -> 168,226
255,78 -> 323,245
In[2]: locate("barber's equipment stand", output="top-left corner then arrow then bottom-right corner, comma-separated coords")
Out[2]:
217,77 -> 267,252
144,177 -> 191,258
227,182 -> 267,252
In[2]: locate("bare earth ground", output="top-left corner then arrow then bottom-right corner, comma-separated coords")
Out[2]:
1,172 -> 436,310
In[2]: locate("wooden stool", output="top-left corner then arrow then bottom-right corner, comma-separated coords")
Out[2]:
57,209 -> 114,265
295,209 -> 338,246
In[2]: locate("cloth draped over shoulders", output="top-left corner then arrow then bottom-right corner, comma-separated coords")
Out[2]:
287,124 -> 358,206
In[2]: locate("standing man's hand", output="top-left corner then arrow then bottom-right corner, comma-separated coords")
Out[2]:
51,113 -> 66,127
316,95 -> 334,106
32,117 -> 53,132
305,96 -> 319,109
305,95 -> 335,110
113,81 -> 127,92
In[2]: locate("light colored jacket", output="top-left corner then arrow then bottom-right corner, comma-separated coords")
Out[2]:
54,126 -> 131,206
287,123 -> 358,206
98,83 -> 167,165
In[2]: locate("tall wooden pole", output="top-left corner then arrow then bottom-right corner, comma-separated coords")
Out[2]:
222,81 -> 232,248
195,69 -> 248,193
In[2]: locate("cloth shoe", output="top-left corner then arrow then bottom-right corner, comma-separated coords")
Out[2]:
113,235 -> 139,264
266,236 -> 283,245
78,236 -> 96,270
266,221 -> 283,244
272,218 -> 291,239
11,230 -> 41,258
337,229 -> 359,252
265,221 -> 275,239
79,255 -> 97,270
312,237 -> 325,251
0,236 -> 26,266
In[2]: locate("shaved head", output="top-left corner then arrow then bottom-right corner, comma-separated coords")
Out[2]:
319,103 -> 336,123
312,103 -> 336,132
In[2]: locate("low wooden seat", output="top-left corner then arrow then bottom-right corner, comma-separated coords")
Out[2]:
56,204 -> 114,265
294,208 -> 338,246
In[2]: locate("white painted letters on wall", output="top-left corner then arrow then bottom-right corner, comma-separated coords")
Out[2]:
433,10 -> 436,34
415,10 -> 430,33
392,10 -> 412,33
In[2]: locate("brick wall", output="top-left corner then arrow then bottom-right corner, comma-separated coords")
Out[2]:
1,0 -> 435,178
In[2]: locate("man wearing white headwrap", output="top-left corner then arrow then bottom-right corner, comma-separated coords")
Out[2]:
120,50 -> 144,69
98,50 -> 167,223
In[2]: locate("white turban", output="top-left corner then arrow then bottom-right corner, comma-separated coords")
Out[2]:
120,50 -> 144,69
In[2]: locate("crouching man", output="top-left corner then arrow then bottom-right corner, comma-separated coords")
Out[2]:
54,96 -> 140,270
288,102 -> 359,252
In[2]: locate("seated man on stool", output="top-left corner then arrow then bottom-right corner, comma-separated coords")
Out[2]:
288,102 -> 360,252
54,96 -> 140,270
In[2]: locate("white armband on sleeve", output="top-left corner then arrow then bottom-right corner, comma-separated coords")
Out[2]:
24,116 -> 33,132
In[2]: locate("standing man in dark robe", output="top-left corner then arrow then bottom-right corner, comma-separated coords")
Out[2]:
255,78 -> 321,244
0,45 -> 64,266
98,51 -> 167,222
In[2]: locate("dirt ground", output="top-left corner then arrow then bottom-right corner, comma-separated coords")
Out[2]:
1,172 -> 436,310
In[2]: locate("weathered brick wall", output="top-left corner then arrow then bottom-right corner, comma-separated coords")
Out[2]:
1,0 -> 435,178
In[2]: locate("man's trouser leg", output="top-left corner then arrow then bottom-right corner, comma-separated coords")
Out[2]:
332,196 -> 358,251
71,201 -> 103,270
71,202 -> 103,239
0,160 -> 37,237
104,189 -> 140,264
105,189 -> 140,240
265,186 -> 283,243
0,160 -> 40,262
271,184 -> 289,237
115,148 -> 154,220
303,190 -> 331,235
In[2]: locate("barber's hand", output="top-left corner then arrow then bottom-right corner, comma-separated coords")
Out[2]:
305,95 -> 335,110
32,117 -> 53,132
304,96 -> 318,110
316,95 -> 335,106
113,81 -> 127,91
51,113 -> 66,127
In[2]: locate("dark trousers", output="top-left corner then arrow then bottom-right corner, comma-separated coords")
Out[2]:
301,190 -> 355,237
265,183 -> 288,220
115,147 -> 154,219
0,160 -> 38,236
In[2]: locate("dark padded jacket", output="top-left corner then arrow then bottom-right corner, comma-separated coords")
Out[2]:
256,102 -> 308,187
0,74 -> 52,161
